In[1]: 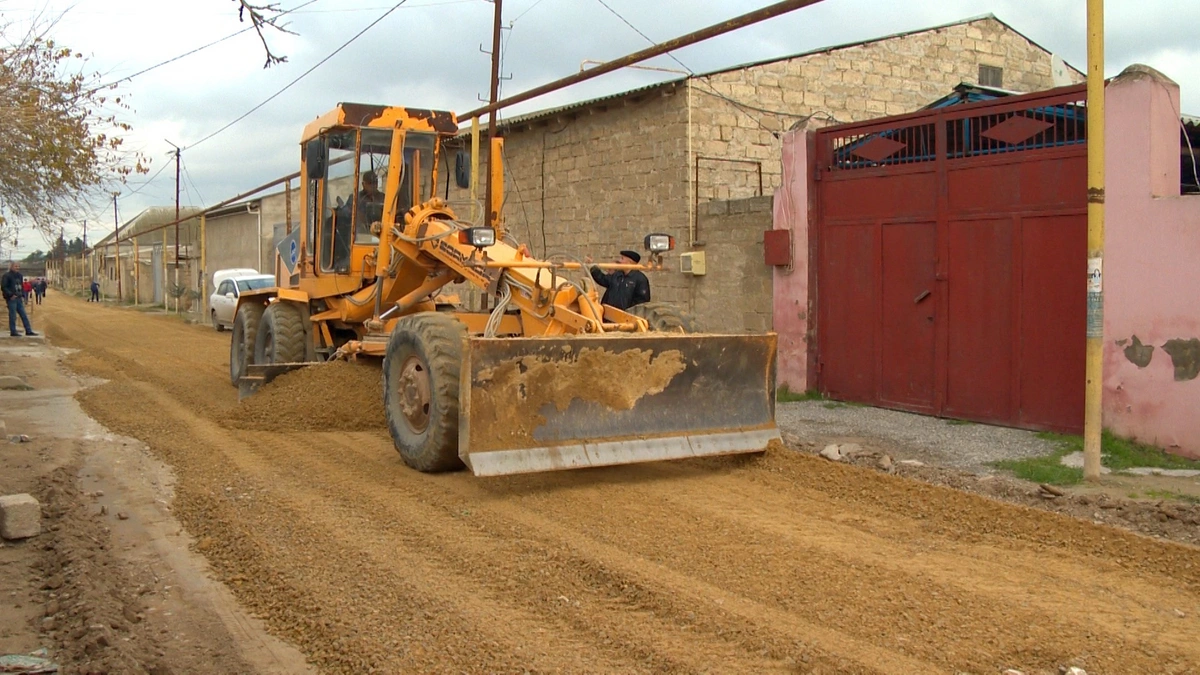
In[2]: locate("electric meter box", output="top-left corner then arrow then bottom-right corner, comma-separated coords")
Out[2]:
680,251 -> 706,276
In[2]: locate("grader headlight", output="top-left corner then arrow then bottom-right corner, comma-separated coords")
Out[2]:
644,233 -> 674,253
458,226 -> 496,250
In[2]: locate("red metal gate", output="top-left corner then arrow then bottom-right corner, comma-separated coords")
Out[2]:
812,86 -> 1087,433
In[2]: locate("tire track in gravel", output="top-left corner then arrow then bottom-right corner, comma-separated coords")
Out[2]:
40,296 -> 1200,675
260,431 -> 902,673
79,377 -> 633,674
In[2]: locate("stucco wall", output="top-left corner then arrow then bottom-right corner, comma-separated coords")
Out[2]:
772,128 -> 813,392
1102,66 -> 1200,458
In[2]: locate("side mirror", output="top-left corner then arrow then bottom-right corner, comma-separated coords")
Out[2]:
305,137 -> 326,180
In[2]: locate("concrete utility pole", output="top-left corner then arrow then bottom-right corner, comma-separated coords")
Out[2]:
1083,0 -> 1106,481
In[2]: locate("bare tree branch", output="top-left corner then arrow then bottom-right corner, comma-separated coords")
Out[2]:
234,0 -> 297,69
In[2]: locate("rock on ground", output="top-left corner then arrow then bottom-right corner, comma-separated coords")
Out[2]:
819,444 -> 842,461
0,493 -> 42,539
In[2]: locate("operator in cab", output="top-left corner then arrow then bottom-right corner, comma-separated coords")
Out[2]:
354,170 -> 385,240
588,249 -> 650,311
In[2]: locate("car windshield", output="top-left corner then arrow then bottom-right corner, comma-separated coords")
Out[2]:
236,277 -> 274,292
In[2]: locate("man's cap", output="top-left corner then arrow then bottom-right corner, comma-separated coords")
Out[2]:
620,250 -> 641,263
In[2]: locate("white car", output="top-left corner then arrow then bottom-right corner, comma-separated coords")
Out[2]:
210,272 -> 275,331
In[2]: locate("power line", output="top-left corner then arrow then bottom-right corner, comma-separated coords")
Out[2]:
293,0 -> 473,11
187,0 -> 411,151
120,160 -> 172,198
91,0 -> 321,93
181,157 -> 207,207
512,0 -> 550,23
592,0 -> 822,135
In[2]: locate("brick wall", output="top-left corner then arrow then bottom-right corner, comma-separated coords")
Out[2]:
690,16 -> 1084,201
687,196 -> 774,333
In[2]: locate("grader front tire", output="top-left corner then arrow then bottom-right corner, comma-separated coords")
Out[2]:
254,302 -> 308,365
628,301 -> 697,333
229,303 -> 265,386
383,313 -> 466,473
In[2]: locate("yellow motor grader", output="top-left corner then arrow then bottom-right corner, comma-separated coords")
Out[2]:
230,102 -> 779,476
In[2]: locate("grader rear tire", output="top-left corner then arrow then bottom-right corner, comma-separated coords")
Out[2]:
383,313 -> 466,473
254,302 -> 308,365
229,303 -> 264,386
627,301 -> 697,333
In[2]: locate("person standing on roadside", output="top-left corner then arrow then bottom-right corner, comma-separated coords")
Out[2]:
2,262 -> 37,337
34,278 -> 46,305
89,279 -> 100,302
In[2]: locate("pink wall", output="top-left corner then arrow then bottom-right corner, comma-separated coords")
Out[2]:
1103,66 -> 1200,457
772,129 -> 813,391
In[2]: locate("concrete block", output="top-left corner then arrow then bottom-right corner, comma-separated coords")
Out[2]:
0,494 -> 42,540
704,200 -> 728,217
0,376 -> 32,391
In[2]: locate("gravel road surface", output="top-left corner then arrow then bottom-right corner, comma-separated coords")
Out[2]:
35,296 -> 1200,675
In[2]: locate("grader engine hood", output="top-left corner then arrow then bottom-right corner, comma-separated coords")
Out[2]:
459,333 -> 779,476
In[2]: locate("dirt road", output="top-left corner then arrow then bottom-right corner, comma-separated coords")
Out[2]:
38,295 -> 1200,674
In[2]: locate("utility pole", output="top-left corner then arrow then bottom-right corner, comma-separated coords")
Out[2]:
167,140 -> 182,313
1083,0 -> 1105,481
482,0 -> 503,230
167,140 -> 181,264
113,193 -> 122,301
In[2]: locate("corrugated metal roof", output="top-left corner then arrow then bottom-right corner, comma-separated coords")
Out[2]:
452,13 -> 1080,139
451,78 -> 685,138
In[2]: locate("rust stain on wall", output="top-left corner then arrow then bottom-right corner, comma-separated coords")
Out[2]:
1161,338 -> 1200,381
1123,335 -> 1154,369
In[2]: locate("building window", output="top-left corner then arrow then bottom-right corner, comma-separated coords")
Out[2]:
979,65 -> 1003,88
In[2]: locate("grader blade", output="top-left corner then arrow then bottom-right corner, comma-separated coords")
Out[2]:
459,334 -> 779,477
237,362 -> 312,401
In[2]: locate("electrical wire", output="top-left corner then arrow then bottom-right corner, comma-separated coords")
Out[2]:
120,160 -> 171,197
483,274 -> 513,338
592,0 -> 837,135
188,0 -> 410,151
90,0 -> 321,93
512,0 -> 551,24
181,157 -> 207,206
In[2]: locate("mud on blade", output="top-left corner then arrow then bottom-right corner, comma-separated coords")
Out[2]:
459,334 -> 779,477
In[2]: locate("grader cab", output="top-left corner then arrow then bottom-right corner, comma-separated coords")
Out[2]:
229,103 -> 779,476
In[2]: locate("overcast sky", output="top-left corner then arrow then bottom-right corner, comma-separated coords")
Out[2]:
3,0 -> 1196,257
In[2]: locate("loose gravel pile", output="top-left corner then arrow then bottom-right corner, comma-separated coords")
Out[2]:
230,361 -> 387,433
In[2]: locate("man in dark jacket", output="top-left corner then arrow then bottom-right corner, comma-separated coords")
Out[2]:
89,279 -> 100,302
588,249 -> 650,311
2,262 -> 37,337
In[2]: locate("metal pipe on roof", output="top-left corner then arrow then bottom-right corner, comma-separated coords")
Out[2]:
460,0 -> 827,121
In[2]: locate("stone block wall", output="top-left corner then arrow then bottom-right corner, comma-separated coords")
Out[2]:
446,86 -> 696,307
690,16 -> 1084,201
687,196 -> 774,333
